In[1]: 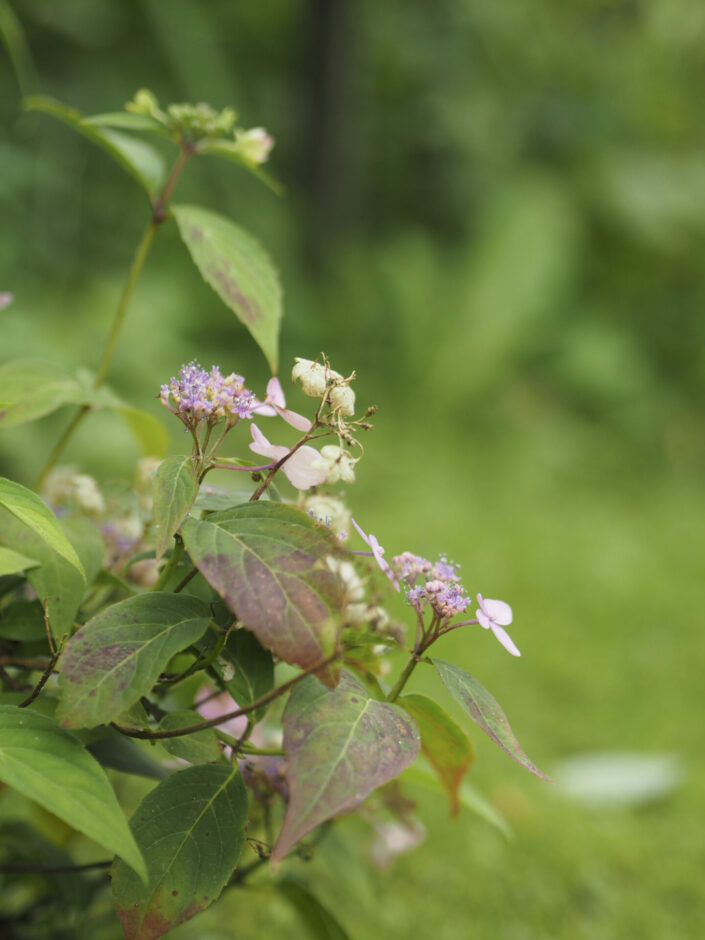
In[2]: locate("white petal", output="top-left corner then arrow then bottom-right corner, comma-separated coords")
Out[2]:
482,597 -> 513,626
476,609 -> 492,631
281,445 -> 329,489
490,623 -> 521,657
351,518 -> 371,548
266,376 -> 286,407
249,423 -> 287,461
275,405 -> 312,432
368,534 -> 401,592
251,400 -> 277,417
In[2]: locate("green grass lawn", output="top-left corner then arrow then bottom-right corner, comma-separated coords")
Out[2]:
161,417 -> 705,939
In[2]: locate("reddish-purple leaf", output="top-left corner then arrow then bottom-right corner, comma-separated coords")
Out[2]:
181,503 -> 344,687
271,670 -> 420,866
432,659 -> 551,781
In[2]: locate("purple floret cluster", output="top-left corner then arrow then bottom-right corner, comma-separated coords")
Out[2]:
160,360 -> 257,427
393,551 -> 470,621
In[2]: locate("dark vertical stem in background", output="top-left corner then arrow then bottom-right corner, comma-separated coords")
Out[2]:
305,0 -> 360,264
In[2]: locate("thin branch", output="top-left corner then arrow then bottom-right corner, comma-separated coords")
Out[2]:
0,666 -> 30,692
0,860 -> 112,874
173,566 -> 198,593
0,656 -> 53,669
112,652 -> 339,741
18,650 -> 59,708
229,855 -> 268,886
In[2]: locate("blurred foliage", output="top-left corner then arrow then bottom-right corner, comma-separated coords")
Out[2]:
1,1 -> 705,938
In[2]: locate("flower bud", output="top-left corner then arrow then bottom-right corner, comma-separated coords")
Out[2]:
234,127 -> 274,165
329,384 -> 355,416
126,88 -> 161,118
304,494 -> 351,538
317,445 -> 356,484
292,358 -> 338,397
325,556 -> 365,602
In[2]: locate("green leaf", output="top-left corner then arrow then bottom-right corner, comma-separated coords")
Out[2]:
209,628 -> 274,721
199,140 -> 284,195
432,659 -> 551,781
181,502 -> 343,687
172,204 -> 282,372
399,693 -> 474,816
57,593 -> 211,729
118,406 -> 170,458
0,705 -> 147,881
25,95 -> 166,196
0,0 -> 39,97
402,763 -> 512,838
112,763 -> 247,940
0,513 -> 103,640
194,484 -> 255,512
0,361 -> 169,455
0,359 -> 87,430
0,545 -> 38,576
276,877 -> 352,939
152,455 -> 199,559
84,730 -> 171,781
0,479 -> 85,576
0,600 -> 46,641
270,670 -> 420,866
158,709 -> 221,764
84,111 -> 168,133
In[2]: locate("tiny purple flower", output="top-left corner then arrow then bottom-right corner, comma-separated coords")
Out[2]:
351,519 -> 400,591
476,593 -> 520,657
392,551 -> 433,586
160,360 -> 258,427
432,556 -> 460,582
405,584 -> 427,611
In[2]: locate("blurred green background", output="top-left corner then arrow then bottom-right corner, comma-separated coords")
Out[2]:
1,1 -> 704,937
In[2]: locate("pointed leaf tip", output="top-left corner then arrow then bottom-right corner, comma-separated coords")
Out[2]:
432,659 -> 551,782
172,204 -> 282,372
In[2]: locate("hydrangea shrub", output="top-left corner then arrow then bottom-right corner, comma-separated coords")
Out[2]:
0,90 -> 548,940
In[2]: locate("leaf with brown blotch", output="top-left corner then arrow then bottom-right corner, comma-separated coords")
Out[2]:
181,502 -> 344,687
270,670 -> 420,867
57,593 -> 211,729
112,764 -> 247,940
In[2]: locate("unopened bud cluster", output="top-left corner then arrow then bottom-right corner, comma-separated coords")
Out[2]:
315,445 -> 357,484
126,89 -> 274,162
43,467 -> 105,517
160,360 -> 256,429
292,358 -> 356,417
326,555 -> 390,631
393,551 -> 471,621
304,495 -> 351,540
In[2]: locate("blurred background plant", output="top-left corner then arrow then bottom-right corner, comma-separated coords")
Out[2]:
1,1 -> 704,937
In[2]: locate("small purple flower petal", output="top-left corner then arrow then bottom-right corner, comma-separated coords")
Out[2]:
249,425 -> 327,489
252,375 -> 313,431
489,623 -> 521,657
351,519 -> 400,592
476,593 -> 520,656
279,446 -> 328,489
249,423 -> 289,462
